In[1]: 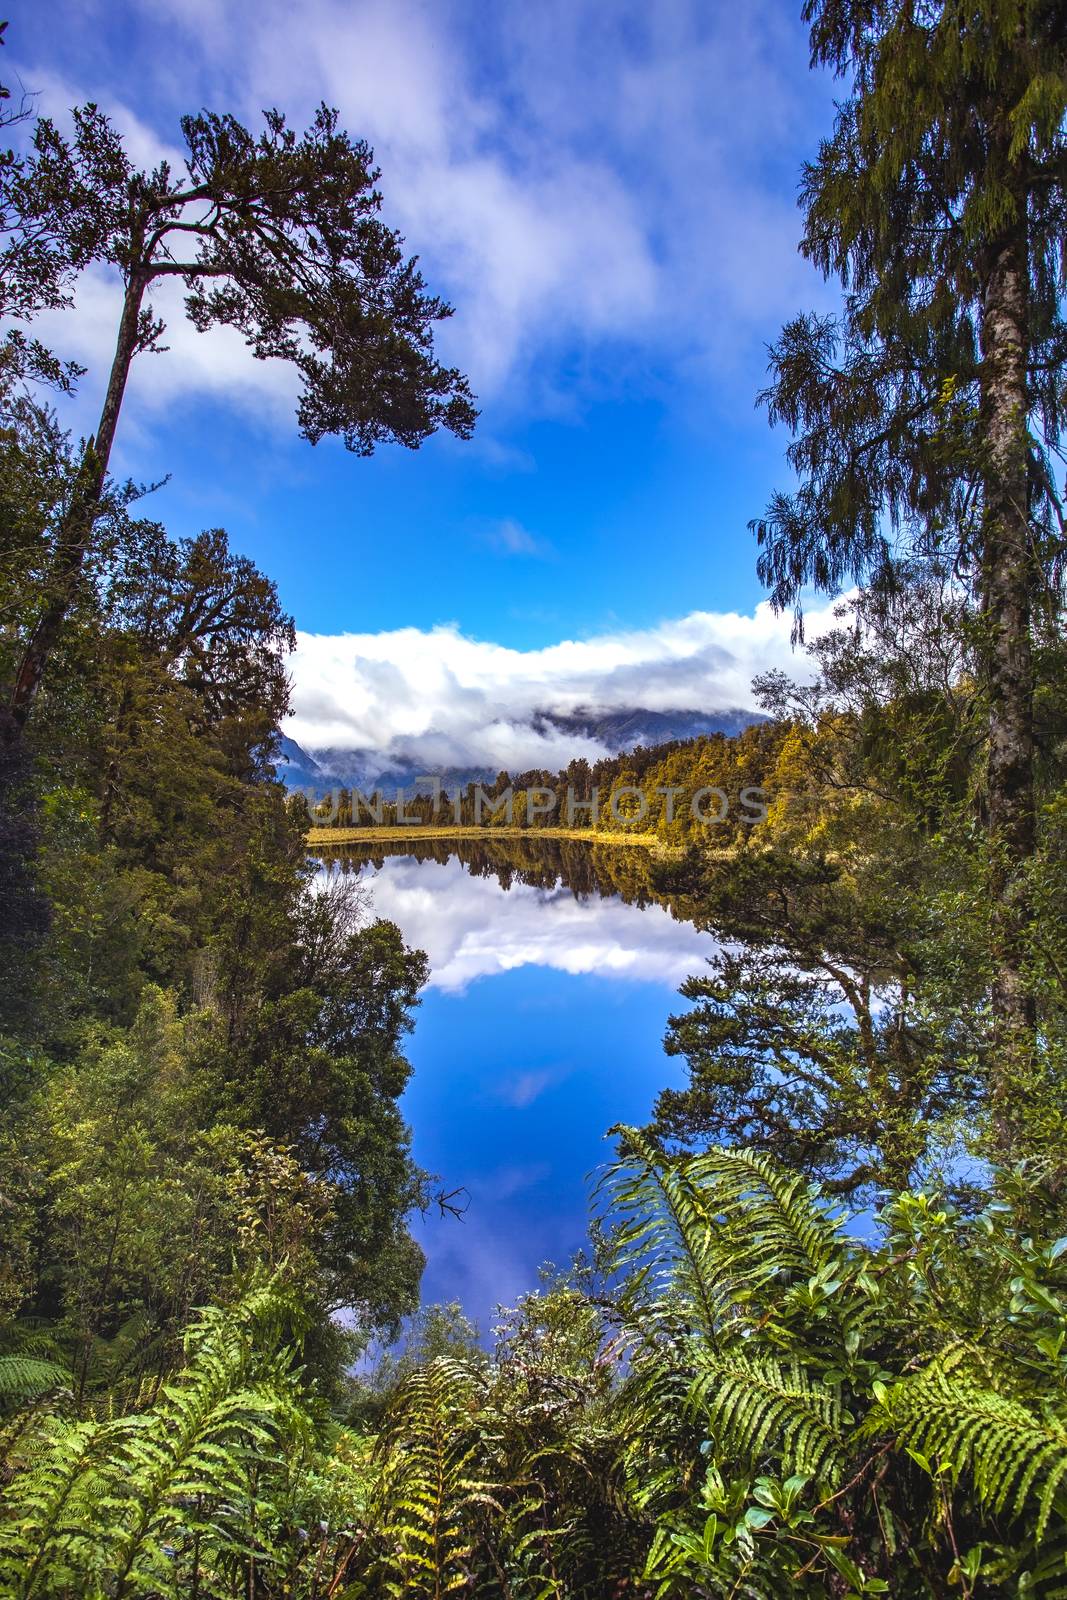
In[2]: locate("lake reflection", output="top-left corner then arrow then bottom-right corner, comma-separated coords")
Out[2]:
320,838 -> 710,993
318,839 -> 714,1333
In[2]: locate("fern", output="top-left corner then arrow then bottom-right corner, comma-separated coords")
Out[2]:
6,1142 -> 1067,1596
600,1131 -> 856,1334
690,1347 -> 845,1484
875,1363 -> 1067,1538
601,1125 -> 878,1459
684,1146 -> 842,1284
598,1126 -> 726,1337
595,1138 -> 1067,1594
373,1356 -> 498,1597
0,1357 -> 70,1408
0,1273 -> 308,1600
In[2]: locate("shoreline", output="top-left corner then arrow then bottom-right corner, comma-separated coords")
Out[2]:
306,824 -> 666,848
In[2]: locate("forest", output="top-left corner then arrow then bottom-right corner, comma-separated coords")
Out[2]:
302,714 -> 789,844
2,3 -> 1067,1595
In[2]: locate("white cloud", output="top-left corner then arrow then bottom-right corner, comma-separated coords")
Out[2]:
479,1162 -> 552,1201
482,518 -> 552,558
22,68 -> 186,172
285,596 -> 841,769
29,266 -> 300,447
344,852 -> 715,995
495,1068 -> 563,1109
17,0 -> 834,424
233,0 -> 663,397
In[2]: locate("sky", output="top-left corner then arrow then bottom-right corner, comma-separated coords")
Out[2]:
286,598 -> 846,771
6,0 -> 844,762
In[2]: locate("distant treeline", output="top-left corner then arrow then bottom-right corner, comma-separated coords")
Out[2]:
305,719 -> 792,845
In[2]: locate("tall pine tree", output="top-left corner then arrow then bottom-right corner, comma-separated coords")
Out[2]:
754,0 -> 1066,1127
0,95 -> 476,742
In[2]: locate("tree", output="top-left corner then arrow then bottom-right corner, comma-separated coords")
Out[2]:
642,572 -> 1062,1193
0,92 -> 477,740
0,736 -> 50,1032
752,0 -> 1067,1115
652,840 -> 987,1200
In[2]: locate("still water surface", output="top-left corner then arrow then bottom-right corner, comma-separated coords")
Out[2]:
321,839 -> 714,1333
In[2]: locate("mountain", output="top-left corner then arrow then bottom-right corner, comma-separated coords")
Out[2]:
535,705 -> 761,750
276,706 -> 764,798
275,734 -> 326,790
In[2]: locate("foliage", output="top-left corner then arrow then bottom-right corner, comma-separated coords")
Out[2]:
0,1274 -> 358,1600
640,569 -> 1065,1200
0,5 -> 1066,1596
604,1131 -> 1067,1597
46,1139 -> 1056,1598
0,99 -> 477,453
0,27 -> 437,1409
308,716 -> 788,849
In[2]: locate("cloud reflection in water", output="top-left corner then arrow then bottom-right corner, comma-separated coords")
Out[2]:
330,846 -> 716,1334
353,852 -> 713,993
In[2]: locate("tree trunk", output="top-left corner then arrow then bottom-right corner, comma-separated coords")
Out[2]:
1,268 -> 148,744
979,219 -> 1036,1138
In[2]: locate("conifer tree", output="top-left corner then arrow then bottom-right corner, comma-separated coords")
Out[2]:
753,0 -> 1067,1114
0,91 -> 476,741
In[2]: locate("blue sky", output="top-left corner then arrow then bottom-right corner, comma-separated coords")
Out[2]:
8,0 -> 841,713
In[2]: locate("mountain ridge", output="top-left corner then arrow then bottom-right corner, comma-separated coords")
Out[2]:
276,705 -> 765,797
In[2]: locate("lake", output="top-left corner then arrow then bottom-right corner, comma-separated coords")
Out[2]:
317,837 -> 715,1334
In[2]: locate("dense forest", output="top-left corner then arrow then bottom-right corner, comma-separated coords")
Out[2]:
304,714 -> 788,844
3,4 -> 1067,1596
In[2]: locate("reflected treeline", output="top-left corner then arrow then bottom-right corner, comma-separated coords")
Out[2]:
312,835 -> 697,922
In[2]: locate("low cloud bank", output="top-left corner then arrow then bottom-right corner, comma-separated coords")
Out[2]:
285,598 -> 841,774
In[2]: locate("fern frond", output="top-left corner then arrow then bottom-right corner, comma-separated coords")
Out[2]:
0,1415 -> 111,1599
374,1356 -> 500,1596
684,1146 -> 843,1283
875,1366 -> 1067,1537
598,1127 -> 728,1335
600,1132 -> 859,1361
690,1346 -> 846,1484
0,1356 -> 71,1406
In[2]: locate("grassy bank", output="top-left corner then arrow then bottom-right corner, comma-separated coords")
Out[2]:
306,824 -> 665,848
